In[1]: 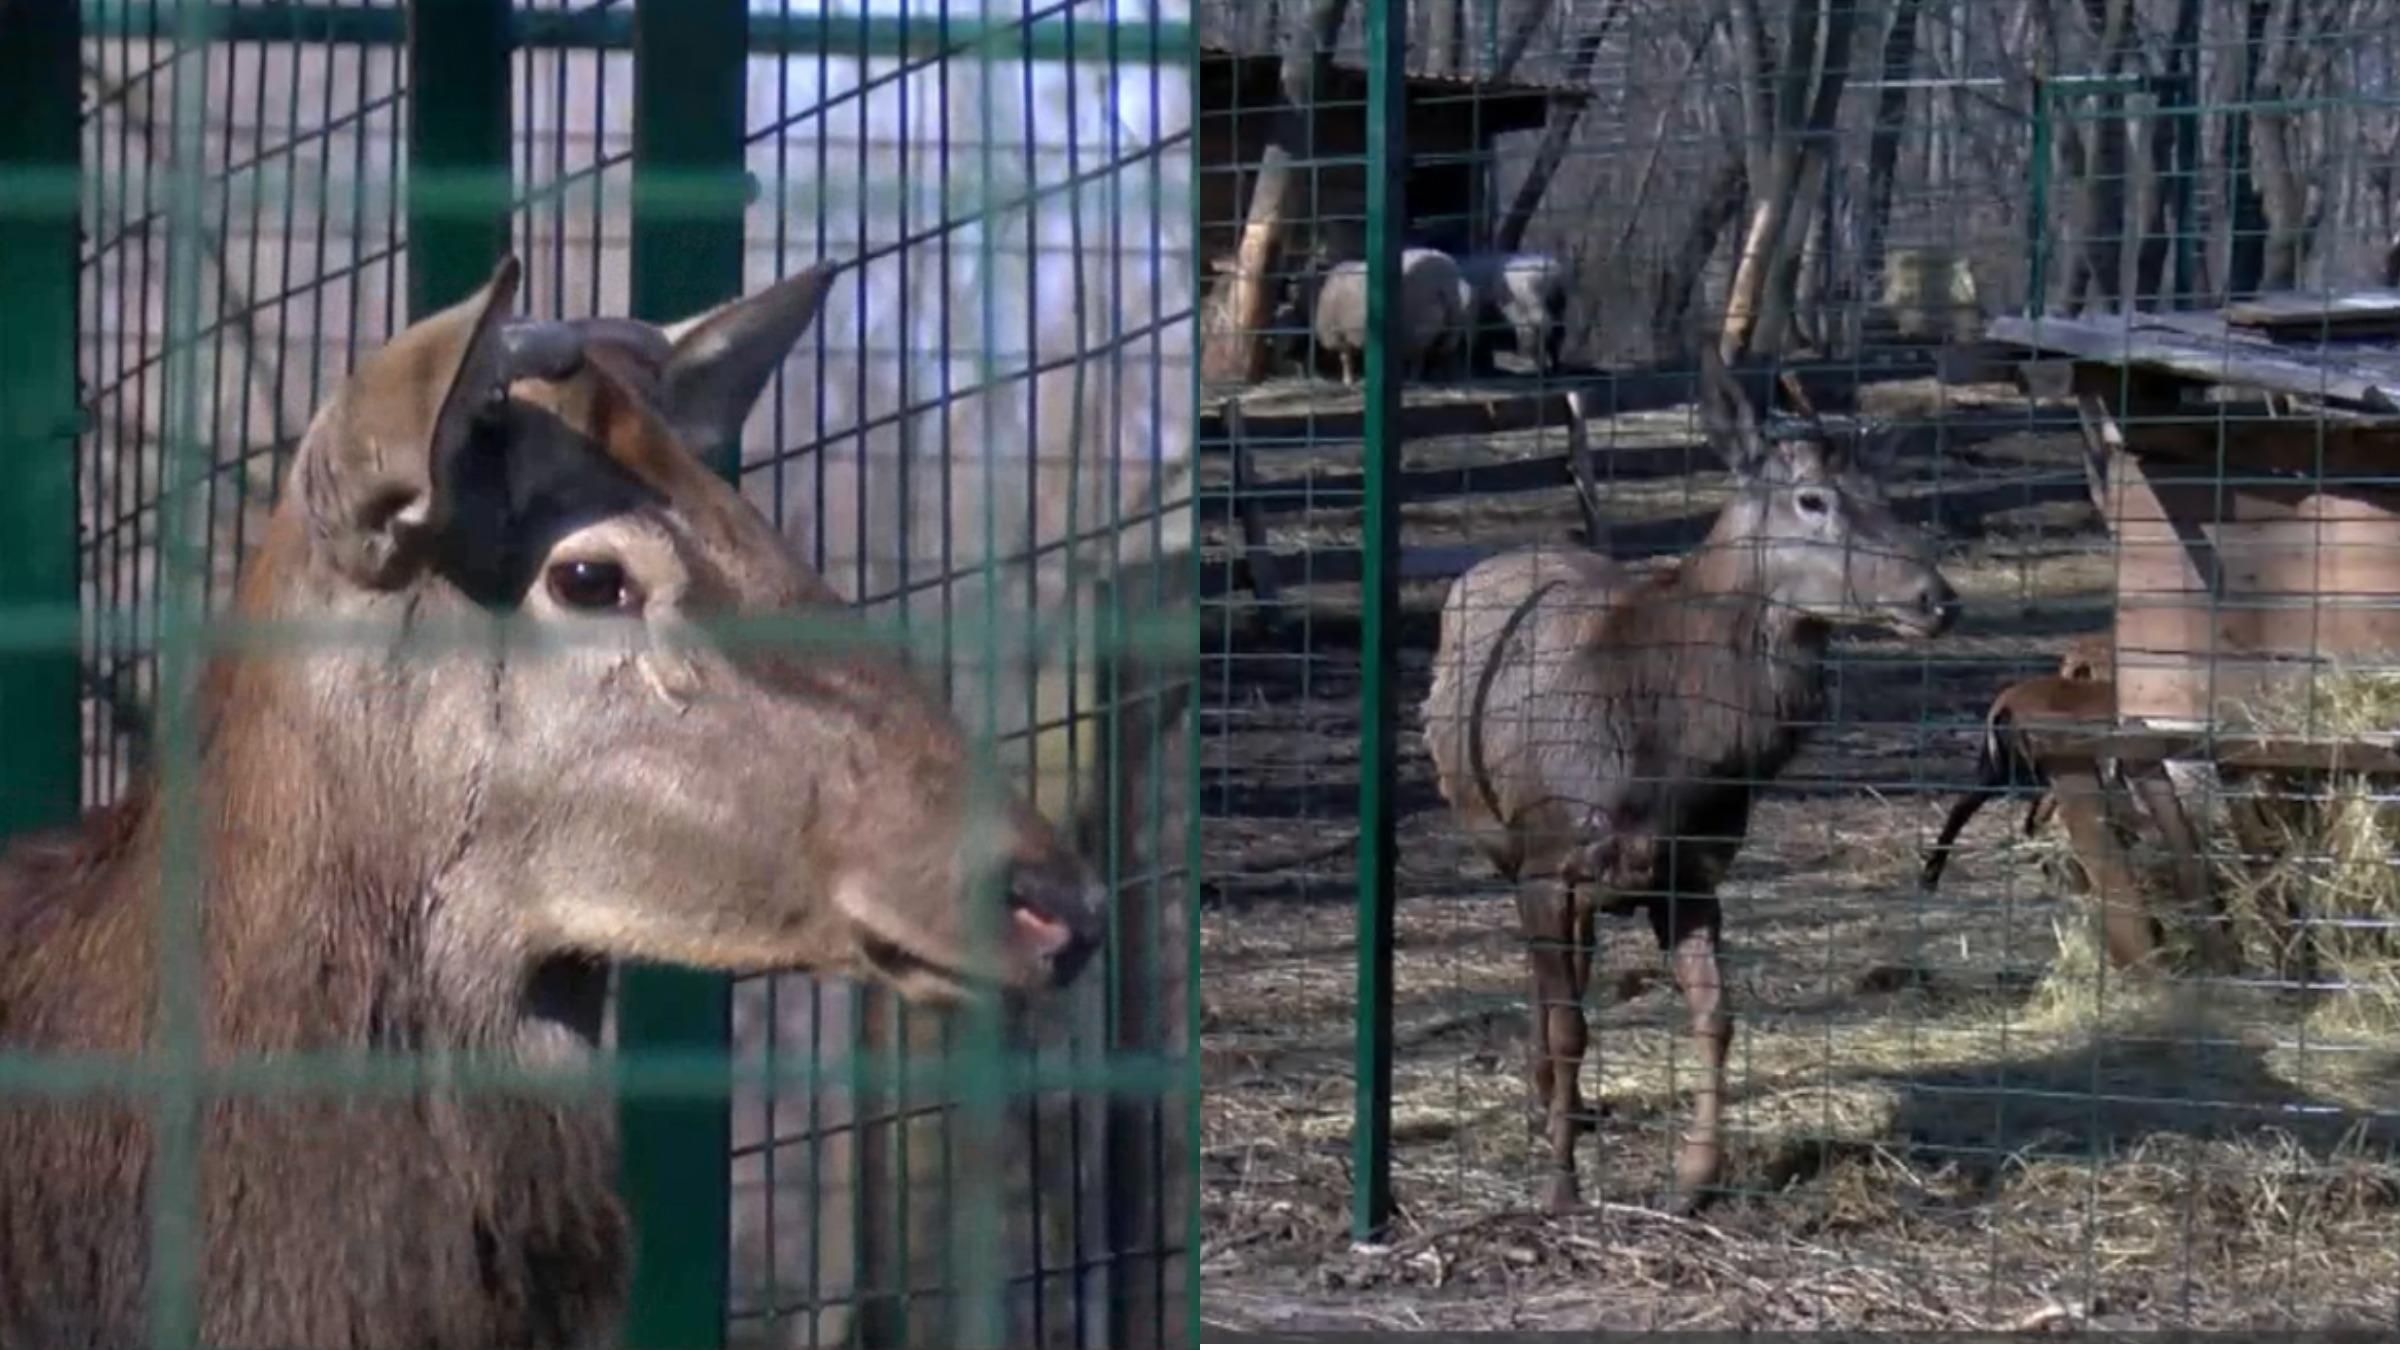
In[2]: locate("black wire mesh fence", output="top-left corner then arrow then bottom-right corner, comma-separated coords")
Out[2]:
1198,0 -> 2400,1336
0,1 -> 1196,1346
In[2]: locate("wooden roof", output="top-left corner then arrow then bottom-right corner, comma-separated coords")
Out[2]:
1987,292 -> 2400,411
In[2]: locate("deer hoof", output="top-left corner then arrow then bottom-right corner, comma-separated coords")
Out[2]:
1671,1139 -> 1725,1210
1658,1180 -> 1716,1218
1539,1171 -> 1582,1216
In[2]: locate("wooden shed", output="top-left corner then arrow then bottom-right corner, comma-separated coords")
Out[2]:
1196,43 -> 1570,266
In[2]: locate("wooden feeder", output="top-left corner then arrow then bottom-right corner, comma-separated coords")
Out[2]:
1985,296 -> 2400,970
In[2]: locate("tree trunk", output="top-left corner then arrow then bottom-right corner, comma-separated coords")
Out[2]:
2223,0 -> 2275,299
2248,0 -> 2341,291
1720,0 -> 1857,360
1859,0 -> 1922,279
1491,0 -> 1556,79
2063,0 -> 2134,314
1654,157 -> 1751,357
2132,0 -> 2201,307
1198,0 -> 1353,384
1492,0 -> 1629,253
1761,151 -> 1833,351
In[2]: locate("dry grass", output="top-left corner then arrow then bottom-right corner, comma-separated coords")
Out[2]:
1206,798 -> 2400,1335
2211,663 -> 2400,1039
1201,377 -> 2400,1336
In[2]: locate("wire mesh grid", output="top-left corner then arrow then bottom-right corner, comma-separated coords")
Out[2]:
0,1 -> 1198,1346
1198,0 -> 2400,1337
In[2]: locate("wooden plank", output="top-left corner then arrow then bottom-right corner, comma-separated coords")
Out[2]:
2045,762 -> 2160,967
1222,399 -> 1288,631
2109,416 -> 2400,478
1195,543 -> 1499,598
2071,393 -> 2121,525
1563,389 -> 1607,549
2226,289 -> 2400,334
1196,359 -> 1880,449
1218,445 -> 1728,517
1987,312 -> 2400,410
2041,730 -> 2400,776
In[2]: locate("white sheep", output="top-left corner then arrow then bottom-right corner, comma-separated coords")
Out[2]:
1461,251 -> 1569,375
1310,247 -> 1467,387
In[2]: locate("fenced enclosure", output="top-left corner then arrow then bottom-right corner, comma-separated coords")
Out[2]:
0,1 -> 1196,1346
1199,0 -> 2400,1336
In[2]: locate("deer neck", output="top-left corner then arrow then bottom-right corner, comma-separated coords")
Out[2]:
1671,537 -> 1834,666
110,631 -> 545,1058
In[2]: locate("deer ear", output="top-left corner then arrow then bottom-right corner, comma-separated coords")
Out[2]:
1696,341 -> 1768,481
301,255 -> 519,587
657,262 -> 841,468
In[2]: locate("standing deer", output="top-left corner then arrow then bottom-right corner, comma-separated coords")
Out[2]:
1421,347 -> 1958,1214
0,256 -> 1105,1348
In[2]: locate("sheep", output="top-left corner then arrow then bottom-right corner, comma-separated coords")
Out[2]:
1309,247 -> 1467,387
1461,251 -> 1569,375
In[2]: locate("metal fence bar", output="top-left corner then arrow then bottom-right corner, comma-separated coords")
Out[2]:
1349,0 -> 1407,1247
404,0 -> 510,320
617,1 -> 748,1344
80,0 -> 1194,63
0,0 -> 83,841
149,0 -> 218,1341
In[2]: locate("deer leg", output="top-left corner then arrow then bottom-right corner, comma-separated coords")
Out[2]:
1920,786 -> 2001,891
1518,877 -> 1592,1214
2023,791 -> 2057,839
1653,893 -> 1730,1212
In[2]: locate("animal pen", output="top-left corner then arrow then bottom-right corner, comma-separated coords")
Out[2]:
0,0 -> 1195,1346
1199,0 -> 2400,1337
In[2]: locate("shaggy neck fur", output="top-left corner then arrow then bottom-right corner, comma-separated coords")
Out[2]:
0,533 -> 628,1350
1456,521 -> 1835,894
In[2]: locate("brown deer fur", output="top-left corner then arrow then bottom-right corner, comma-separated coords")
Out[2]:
1422,346 -> 1958,1214
1918,638 -> 2118,894
0,257 -> 1104,1348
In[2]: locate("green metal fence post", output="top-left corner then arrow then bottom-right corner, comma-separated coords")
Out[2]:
1351,0 -> 1406,1246
620,1 -> 748,1343
405,0 -> 512,318
0,0 -> 84,838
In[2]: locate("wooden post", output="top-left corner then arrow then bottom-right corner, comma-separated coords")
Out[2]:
2046,758 -> 2161,968
1199,0 -> 1354,383
1223,400 -> 1288,633
1562,390 -> 1607,550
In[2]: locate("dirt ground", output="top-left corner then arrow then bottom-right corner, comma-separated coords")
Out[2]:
1197,374 -> 2400,1336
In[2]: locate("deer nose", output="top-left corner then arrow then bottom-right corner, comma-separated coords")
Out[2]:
1004,862 -> 1107,989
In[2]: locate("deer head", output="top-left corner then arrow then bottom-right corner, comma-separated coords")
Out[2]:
236,256 -> 1103,1037
1694,344 -> 1958,639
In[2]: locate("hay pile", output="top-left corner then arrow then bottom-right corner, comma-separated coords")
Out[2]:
2020,661 -> 2400,1043
2215,663 -> 2400,1039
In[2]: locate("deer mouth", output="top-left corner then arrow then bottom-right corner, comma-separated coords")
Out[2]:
1878,578 -> 1961,638
856,931 -> 981,1003
841,885 -> 1100,1005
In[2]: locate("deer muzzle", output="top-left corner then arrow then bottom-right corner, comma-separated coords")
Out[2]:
1887,573 -> 1962,639
1002,857 -> 1108,990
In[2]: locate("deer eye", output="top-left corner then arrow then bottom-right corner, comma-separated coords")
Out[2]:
1795,490 -> 1831,516
546,559 -> 632,611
